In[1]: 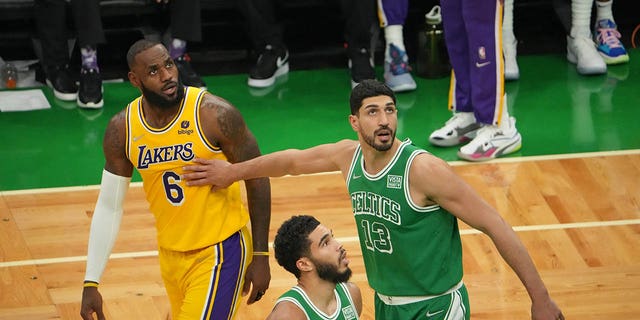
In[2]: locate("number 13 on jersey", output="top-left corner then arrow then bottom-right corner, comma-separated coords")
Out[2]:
359,220 -> 393,253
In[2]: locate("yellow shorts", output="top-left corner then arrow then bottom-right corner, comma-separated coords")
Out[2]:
159,226 -> 252,320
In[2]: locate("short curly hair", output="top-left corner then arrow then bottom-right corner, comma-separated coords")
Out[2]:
273,215 -> 321,279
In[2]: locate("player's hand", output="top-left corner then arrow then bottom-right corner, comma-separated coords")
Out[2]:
531,297 -> 564,320
183,158 -> 233,190
80,287 -> 106,320
242,255 -> 271,305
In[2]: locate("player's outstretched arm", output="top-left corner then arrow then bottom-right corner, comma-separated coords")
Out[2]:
410,154 -> 564,320
183,139 -> 358,190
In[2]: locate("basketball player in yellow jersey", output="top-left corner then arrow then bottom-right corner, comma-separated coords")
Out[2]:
80,39 -> 272,320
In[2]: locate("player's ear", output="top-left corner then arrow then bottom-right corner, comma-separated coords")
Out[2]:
349,114 -> 360,132
128,71 -> 140,88
296,257 -> 313,273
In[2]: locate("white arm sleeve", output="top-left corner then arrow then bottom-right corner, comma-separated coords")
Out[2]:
84,169 -> 131,283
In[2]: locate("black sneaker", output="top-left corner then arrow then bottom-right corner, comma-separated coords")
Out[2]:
348,47 -> 376,88
77,68 -> 104,109
248,45 -> 289,88
45,65 -> 78,101
175,54 -> 207,89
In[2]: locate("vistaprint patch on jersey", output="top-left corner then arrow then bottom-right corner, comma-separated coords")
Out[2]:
342,305 -> 357,319
386,175 -> 402,189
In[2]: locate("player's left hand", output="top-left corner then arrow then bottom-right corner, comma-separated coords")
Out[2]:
243,255 -> 271,304
531,297 -> 564,320
182,158 -> 234,191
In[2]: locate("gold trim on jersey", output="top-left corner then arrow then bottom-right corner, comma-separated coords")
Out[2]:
194,95 -> 221,152
139,90 -> 186,133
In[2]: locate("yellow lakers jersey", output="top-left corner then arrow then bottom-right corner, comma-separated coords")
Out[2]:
126,87 -> 249,251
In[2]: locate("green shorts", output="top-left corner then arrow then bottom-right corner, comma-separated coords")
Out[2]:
374,283 -> 470,320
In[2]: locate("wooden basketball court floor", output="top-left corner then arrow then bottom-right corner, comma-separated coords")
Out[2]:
1,150 -> 639,319
0,15 -> 639,317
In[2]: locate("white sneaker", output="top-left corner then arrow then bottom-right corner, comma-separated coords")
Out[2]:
504,38 -> 520,80
429,112 -> 481,147
567,35 -> 606,75
457,117 -> 522,161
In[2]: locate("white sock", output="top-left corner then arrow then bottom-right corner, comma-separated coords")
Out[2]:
498,95 -> 512,130
502,0 -> 516,42
595,0 -> 614,24
570,0 -> 594,38
454,111 -> 476,124
384,25 -> 405,58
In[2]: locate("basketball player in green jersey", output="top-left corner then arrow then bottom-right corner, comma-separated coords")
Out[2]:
266,215 -> 362,320
182,80 -> 564,320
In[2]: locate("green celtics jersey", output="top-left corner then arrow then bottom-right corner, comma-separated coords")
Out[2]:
275,282 -> 359,320
346,139 -> 463,296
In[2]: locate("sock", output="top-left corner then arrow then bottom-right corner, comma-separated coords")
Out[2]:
454,111 -> 476,124
595,0 -> 614,24
81,46 -> 99,71
169,38 -> 187,59
570,0 -> 594,38
502,0 -> 516,42
384,25 -> 405,59
498,95 -> 512,129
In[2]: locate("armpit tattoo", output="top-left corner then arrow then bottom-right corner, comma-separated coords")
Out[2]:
216,105 -> 246,140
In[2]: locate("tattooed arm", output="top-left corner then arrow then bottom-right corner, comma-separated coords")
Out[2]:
198,93 -> 272,304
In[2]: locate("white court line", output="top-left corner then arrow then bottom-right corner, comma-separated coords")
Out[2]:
1,149 -> 639,196
1,219 -> 638,268
446,148 -> 640,167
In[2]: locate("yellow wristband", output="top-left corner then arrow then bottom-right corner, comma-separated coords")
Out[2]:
83,281 -> 99,288
253,251 -> 269,256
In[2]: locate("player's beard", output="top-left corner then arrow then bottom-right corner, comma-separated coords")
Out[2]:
313,258 -> 352,284
141,80 -> 185,110
362,126 -> 395,152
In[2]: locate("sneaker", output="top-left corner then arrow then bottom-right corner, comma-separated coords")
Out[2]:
45,65 -> 78,101
457,117 -> 522,161
77,68 -> 103,109
348,47 -> 375,89
503,38 -> 520,80
567,35 -> 606,75
248,45 -> 289,88
383,43 -> 416,92
175,54 -> 207,89
429,112 -> 481,147
248,73 -> 289,97
594,19 -> 629,65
